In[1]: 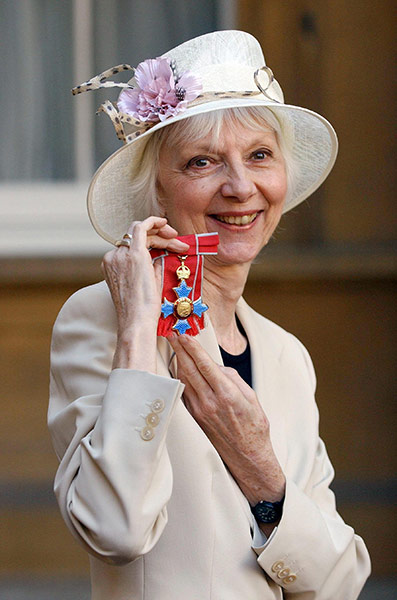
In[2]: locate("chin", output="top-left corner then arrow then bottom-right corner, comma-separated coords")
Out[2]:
215,245 -> 260,267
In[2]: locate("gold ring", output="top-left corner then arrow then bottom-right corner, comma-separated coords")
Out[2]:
115,239 -> 131,248
123,233 -> 133,240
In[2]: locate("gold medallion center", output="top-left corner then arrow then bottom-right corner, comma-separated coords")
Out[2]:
174,297 -> 194,318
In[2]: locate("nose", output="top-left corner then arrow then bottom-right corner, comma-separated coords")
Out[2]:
220,162 -> 256,202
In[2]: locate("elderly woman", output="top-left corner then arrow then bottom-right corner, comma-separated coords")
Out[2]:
49,31 -> 370,599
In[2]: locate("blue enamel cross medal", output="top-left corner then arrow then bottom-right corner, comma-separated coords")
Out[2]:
160,255 -> 209,335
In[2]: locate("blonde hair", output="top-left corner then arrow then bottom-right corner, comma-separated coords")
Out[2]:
129,106 -> 299,219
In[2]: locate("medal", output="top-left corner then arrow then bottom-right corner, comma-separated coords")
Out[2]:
161,255 -> 209,335
150,233 -> 219,337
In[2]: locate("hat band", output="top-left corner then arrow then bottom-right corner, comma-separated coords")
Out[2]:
72,63 -> 279,145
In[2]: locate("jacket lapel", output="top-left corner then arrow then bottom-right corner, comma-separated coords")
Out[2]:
236,298 -> 288,469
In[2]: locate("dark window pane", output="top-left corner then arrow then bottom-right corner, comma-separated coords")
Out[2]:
93,0 -> 220,171
0,0 -> 74,180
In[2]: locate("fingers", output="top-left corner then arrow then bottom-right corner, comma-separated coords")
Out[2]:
169,334 -> 258,407
104,214 -> 188,282
148,235 -> 190,253
169,334 -> 234,398
120,216 -> 189,253
169,334 -> 212,390
218,365 -> 256,401
125,216 -> 167,237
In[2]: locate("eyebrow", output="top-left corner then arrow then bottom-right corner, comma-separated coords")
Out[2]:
179,135 -> 277,154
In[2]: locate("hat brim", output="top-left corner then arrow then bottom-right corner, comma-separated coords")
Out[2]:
87,97 -> 338,245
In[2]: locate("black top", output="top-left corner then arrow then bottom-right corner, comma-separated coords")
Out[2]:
219,319 -> 252,387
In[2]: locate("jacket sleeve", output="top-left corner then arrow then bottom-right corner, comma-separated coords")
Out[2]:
254,333 -> 371,599
48,283 -> 184,565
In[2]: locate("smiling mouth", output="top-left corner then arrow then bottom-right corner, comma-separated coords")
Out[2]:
212,212 -> 258,226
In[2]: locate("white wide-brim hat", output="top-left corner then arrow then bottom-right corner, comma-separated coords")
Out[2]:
73,30 -> 338,245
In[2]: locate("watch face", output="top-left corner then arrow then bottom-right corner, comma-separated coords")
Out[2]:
252,499 -> 284,523
257,505 -> 277,522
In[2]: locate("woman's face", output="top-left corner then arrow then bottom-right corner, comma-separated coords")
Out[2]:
157,118 -> 287,266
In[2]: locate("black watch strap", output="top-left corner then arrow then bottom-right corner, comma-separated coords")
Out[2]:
251,497 -> 285,524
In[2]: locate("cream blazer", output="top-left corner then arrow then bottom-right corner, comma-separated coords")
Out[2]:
48,281 -> 370,599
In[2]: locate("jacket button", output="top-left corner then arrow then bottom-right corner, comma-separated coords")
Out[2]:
277,568 -> 290,579
140,426 -> 154,441
151,399 -> 165,413
146,412 -> 160,427
271,561 -> 284,573
283,574 -> 297,584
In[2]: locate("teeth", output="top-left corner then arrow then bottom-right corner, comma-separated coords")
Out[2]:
216,213 -> 257,225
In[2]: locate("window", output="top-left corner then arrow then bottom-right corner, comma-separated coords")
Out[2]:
0,0 -> 236,256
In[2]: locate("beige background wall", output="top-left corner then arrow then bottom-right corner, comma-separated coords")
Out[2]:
239,0 -> 397,578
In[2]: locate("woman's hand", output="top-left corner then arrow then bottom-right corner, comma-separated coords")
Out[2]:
102,216 -> 189,371
169,334 -> 285,515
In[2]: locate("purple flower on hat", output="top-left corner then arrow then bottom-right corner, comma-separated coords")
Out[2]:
117,57 -> 202,123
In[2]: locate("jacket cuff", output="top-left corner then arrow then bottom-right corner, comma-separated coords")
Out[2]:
90,368 -> 184,450
255,478 -> 347,592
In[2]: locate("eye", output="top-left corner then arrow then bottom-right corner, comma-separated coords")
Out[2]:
186,156 -> 211,169
251,149 -> 272,161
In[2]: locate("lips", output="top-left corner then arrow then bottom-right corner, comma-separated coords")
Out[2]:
213,212 -> 258,225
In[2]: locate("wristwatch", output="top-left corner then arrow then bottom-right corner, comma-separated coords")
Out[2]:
251,497 -> 285,524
